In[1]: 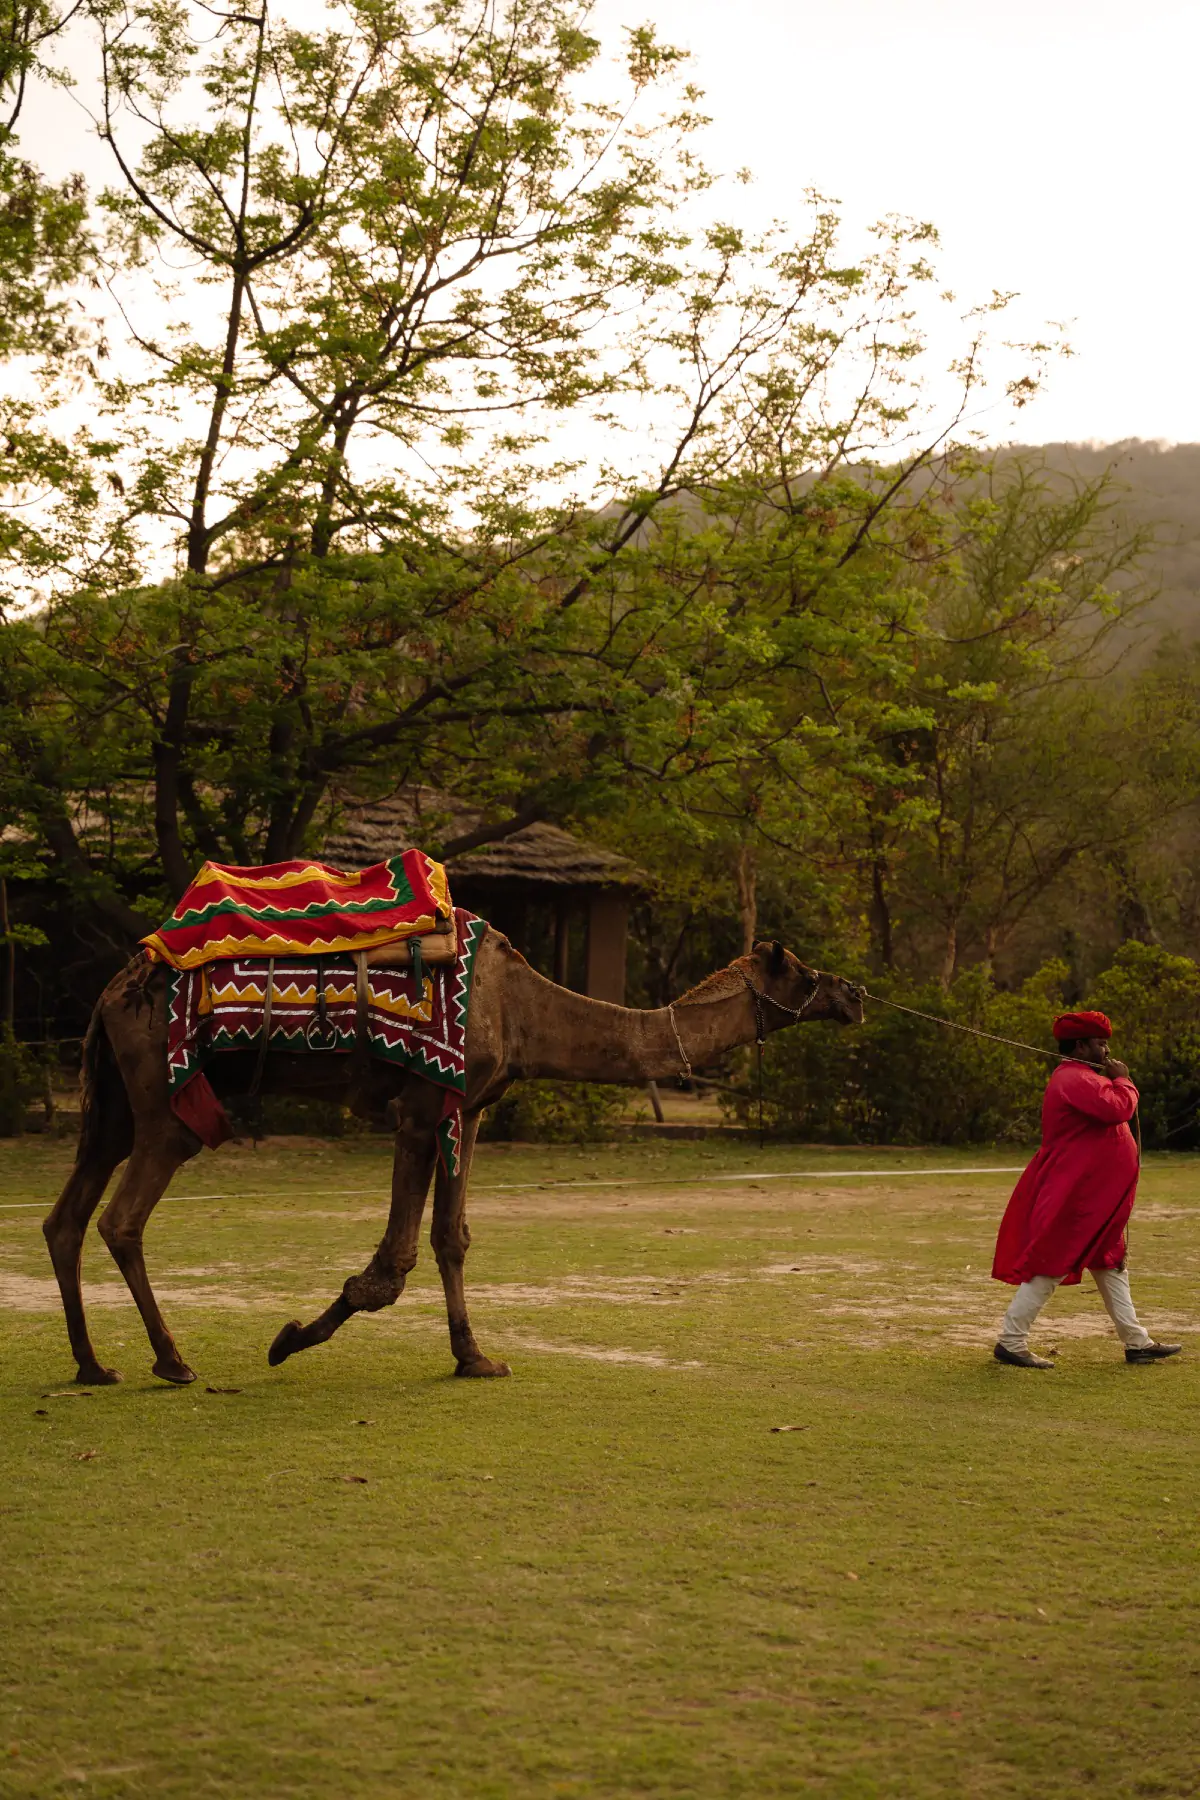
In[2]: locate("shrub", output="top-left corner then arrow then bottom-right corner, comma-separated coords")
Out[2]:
0,1029 -> 46,1136
481,1080 -> 627,1144
723,961 -> 1069,1145
1089,942 -> 1200,1148
723,945 -> 1200,1147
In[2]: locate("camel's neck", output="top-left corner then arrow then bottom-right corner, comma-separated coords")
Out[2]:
505,960 -> 760,1085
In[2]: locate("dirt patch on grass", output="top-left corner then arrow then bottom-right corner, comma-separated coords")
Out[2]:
502,1333 -> 703,1369
470,1276 -> 690,1307
0,1272 -> 312,1313
761,1258 -> 890,1278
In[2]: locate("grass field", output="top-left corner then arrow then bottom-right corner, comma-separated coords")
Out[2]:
3,1133 -> 1200,1800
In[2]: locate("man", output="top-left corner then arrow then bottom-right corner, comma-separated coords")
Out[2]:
991,1010 -> 1181,1369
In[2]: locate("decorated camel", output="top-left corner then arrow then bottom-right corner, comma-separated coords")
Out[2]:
42,927 -> 864,1386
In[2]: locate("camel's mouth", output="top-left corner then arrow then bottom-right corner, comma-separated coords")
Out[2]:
835,982 -> 866,1026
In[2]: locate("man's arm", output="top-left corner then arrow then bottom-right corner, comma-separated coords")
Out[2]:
1058,1062 -> 1139,1124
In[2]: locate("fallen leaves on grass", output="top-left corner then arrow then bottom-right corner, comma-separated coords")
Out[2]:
33,1409 -> 47,1417
846,1571 -> 859,1581
205,1386 -> 242,1394
75,1450 -> 99,1462
338,1475 -> 368,1485
42,1390 -> 90,1400
770,1424 -> 809,1434
354,1419 -> 375,1426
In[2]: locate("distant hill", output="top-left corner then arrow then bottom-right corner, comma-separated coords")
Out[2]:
1004,440 -> 1200,640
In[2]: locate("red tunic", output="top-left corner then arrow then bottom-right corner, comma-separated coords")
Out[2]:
992,1061 -> 1140,1286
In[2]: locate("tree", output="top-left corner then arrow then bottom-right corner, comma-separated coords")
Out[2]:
0,0 -> 91,359
844,457 -> 1164,984
2,0 -> 1052,939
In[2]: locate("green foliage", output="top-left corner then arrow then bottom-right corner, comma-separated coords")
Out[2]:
0,0 -> 1061,938
0,0 -> 92,362
4,0 -> 1196,1060
723,944 -> 1200,1149
1089,941 -> 1200,1149
0,1023 -> 42,1133
725,963 -> 1066,1145
482,1079 -> 626,1144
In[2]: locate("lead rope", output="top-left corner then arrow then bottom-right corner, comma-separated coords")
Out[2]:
863,989 -> 1141,1166
861,991 -> 1060,1061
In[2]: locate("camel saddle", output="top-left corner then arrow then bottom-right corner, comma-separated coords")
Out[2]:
142,850 -> 455,971
165,909 -> 489,1172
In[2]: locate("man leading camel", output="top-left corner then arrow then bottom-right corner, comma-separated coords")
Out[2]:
991,1010 -> 1181,1370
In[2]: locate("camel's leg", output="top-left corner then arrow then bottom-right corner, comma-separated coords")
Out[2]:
42,1139 -> 130,1386
96,1130 -> 199,1385
431,1112 -> 510,1379
268,1089 -> 440,1367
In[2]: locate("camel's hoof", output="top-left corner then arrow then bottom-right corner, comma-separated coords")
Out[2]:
454,1356 -> 512,1379
268,1321 -> 304,1366
152,1358 -> 197,1386
76,1363 -> 121,1387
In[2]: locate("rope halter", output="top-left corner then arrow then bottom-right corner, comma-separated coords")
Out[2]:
666,960 -> 824,1086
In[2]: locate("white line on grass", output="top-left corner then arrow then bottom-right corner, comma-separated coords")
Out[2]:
0,1166 -> 1025,1210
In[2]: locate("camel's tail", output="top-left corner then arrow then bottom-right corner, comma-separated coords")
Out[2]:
75,1003 -> 133,1169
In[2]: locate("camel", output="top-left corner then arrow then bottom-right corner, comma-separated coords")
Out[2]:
42,929 -> 864,1386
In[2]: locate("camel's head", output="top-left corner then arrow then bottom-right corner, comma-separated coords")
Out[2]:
748,940 -> 865,1029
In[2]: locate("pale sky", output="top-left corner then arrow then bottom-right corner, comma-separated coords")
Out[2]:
591,0 -> 1200,447
19,0 -> 1200,449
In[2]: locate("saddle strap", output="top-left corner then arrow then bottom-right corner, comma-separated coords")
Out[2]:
354,949 -> 369,1045
351,949 -> 373,1104
248,956 -> 275,1097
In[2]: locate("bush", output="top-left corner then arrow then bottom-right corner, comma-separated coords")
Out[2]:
723,961 -> 1070,1145
0,1029 -> 46,1136
722,944 -> 1200,1147
481,1080 -> 627,1145
1089,942 -> 1200,1148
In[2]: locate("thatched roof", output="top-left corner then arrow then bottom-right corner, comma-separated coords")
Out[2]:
325,787 -> 645,891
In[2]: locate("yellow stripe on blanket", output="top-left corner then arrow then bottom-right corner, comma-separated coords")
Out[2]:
207,976 -> 435,1022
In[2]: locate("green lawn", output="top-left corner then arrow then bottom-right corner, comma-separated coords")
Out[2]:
3,1133 -> 1200,1799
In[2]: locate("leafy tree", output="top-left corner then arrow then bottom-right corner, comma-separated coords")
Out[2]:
0,0 -> 91,359
1,0 -> 1048,941
843,458 -> 1165,984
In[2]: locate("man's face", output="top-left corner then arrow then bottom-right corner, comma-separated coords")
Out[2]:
1076,1035 -> 1111,1065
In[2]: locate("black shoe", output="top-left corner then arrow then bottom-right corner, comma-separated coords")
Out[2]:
994,1343 -> 1054,1369
1125,1342 -> 1182,1364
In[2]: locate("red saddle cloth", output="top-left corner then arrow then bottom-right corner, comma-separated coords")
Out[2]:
143,852 -> 450,970
165,909 -> 486,1174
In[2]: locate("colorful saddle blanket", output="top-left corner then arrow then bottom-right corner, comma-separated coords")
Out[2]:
166,908 -> 486,1174
143,852 -> 451,970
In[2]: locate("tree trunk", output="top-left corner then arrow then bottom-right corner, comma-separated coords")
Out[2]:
1109,852 -> 1159,945
0,877 -> 13,1033
869,855 -> 894,972
939,919 -> 958,991
981,922 -> 998,979
735,845 -> 757,956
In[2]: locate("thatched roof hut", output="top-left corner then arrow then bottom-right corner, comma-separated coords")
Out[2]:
325,788 -> 645,1003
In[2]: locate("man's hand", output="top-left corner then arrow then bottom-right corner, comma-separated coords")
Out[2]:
1103,1056 -> 1130,1080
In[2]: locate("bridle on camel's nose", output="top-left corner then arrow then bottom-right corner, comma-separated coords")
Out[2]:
735,964 -> 822,1047
666,956 -> 826,1078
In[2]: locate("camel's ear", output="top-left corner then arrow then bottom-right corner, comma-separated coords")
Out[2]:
767,939 -> 787,979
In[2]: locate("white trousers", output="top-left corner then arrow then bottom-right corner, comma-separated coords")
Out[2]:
998,1267 -> 1152,1353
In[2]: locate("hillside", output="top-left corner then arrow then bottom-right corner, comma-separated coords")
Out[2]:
1006,440 -> 1200,639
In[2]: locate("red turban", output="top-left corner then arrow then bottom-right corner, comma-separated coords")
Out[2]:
1052,1010 -> 1112,1042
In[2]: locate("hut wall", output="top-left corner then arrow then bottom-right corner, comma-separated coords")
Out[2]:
584,893 -> 629,1005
